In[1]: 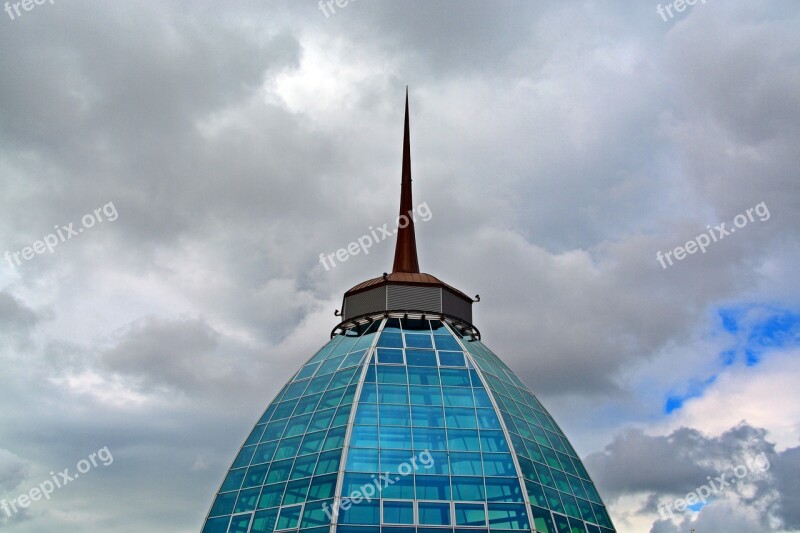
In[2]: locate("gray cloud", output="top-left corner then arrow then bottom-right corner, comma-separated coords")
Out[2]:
584,422 -> 800,530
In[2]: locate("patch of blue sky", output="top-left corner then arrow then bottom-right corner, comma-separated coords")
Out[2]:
664,375 -> 717,414
715,304 -> 800,367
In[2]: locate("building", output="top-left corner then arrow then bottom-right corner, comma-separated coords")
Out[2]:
201,92 -> 617,533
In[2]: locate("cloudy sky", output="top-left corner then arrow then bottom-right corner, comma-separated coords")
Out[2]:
0,1 -> 798,531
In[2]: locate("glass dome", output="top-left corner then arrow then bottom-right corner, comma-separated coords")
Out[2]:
201,316 -> 616,533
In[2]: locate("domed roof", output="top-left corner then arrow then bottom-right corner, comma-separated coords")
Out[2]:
201,91 -> 616,533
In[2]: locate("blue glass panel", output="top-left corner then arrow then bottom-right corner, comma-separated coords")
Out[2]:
447,429 -> 480,451
298,431 -> 326,456
378,449 -> 408,470
283,380 -> 310,400
433,335 -> 462,351
290,455 -> 318,479
477,409 -> 503,430
487,503 -> 529,530
440,369 -> 471,387
354,403 -> 378,425
530,505 -> 556,533
276,504 -> 302,530
551,470 -> 573,495
275,436 -> 303,460
323,426 -> 347,451
221,468 -> 247,492
380,475 -> 415,500
378,366 -> 408,385
419,450 -> 450,474
407,366 -> 440,386
552,513 -> 571,533
405,333 -> 434,349
308,408 -> 336,432
283,479 -> 311,505
231,446 -> 256,469
379,426 -> 413,449
450,452 -> 483,476
380,404 -> 411,425
482,453 -> 516,476
245,424 -> 266,446
377,348 -> 405,364
415,474 -> 451,499
203,516 -> 229,533
473,389 -> 494,408
567,474 -> 588,500
257,482 -> 285,508
534,463 -> 555,488
438,351 -> 466,367
210,491 -> 237,517
347,448 -> 381,472
485,478 -> 524,503
406,349 -> 438,366
308,473 -> 337,501
284,414 -> 312,437
480,431 -> 509,453
243,463 -> 270,488
350,424 -> 379,448
451,476 -> 485,501
314,450 -> 341,475
378,384 -> 409,404
340,499 -> 380,524
455,503 -> 486,526
409,385 -> 443,406
418,502 -> 451,525
411,405 -> 445,427
251,508 -> 279,533
525,480 -> 548,508
445,407 -> 478,428
359,383 -> 378,403
576,497 -> 596,523
591,503 -> 613,528
413,426 -> 448,450
543,486 -> 565,514
383,500 -> 414,524
442,387 -> 475,407
377,332 -> 403,348
267,459 -> 294,483
301,498 -> 333,528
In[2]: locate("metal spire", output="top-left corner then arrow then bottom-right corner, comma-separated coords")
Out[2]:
392,87 -> 420,273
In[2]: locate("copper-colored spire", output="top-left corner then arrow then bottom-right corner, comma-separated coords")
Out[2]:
392,88 -> 420,273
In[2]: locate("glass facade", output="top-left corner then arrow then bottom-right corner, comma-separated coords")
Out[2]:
202,318 -> 615,533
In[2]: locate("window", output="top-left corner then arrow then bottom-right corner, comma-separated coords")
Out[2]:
276,505 -> 302,530
411,405 -> 445,427
257,482 -> 285,509
450,452 -> 483,476
346,448 -> 381,472
486,503 -> 529,530
340,499 -> 380,525
438,351 -> 466,367
418,502 -> 451,526
455,503 -> 486,527
415,475 -> 451,500
282,479 -> 310,505
377,348 -> 405,364
251,508 -> 279,533
406,349 -> 438,367
451,476 -> 485,501
404,333 -> 434,349
382,500 -> 414,524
